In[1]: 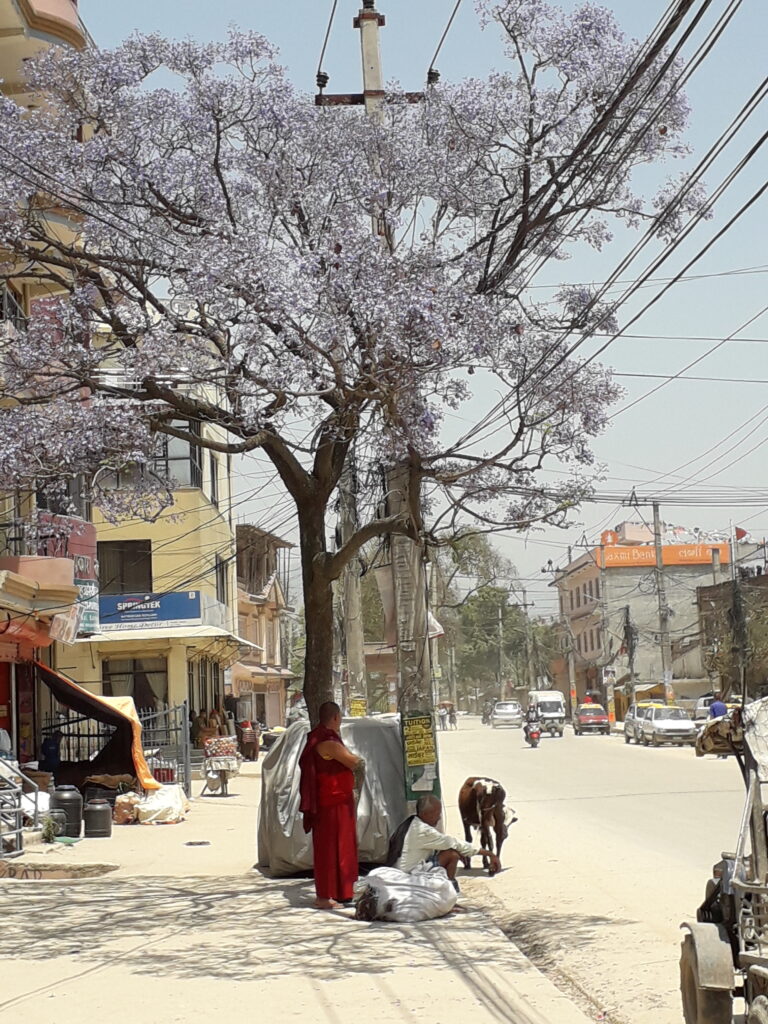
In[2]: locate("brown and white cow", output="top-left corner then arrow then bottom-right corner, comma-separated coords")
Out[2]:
458,776 -> 517,875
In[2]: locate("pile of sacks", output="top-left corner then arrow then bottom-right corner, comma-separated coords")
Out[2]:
353,865 -> 457,922
113,784 -> 190,825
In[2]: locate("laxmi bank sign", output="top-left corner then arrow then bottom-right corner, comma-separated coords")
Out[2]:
600,543 -> 730,568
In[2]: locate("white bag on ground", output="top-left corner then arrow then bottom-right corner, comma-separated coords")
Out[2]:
137,784 -> 190,824
353,865 -> 457,922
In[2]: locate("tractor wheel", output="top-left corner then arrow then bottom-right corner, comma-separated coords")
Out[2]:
748,994 -> 768,1023
680,935 -> 732,1024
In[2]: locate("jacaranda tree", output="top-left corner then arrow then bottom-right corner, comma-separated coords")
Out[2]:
0,1 -> 698,719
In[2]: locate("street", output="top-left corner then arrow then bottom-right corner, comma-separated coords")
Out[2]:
438,717 -> 746,1024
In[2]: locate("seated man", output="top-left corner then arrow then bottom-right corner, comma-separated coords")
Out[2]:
388,794 -> 500,890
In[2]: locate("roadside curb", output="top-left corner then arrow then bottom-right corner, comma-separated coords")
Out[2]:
463,881 -> 604,1023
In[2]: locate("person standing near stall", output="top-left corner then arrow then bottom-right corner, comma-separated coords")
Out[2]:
299,701 -> 362,909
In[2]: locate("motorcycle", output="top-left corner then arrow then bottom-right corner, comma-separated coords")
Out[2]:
524,723 -> 541,748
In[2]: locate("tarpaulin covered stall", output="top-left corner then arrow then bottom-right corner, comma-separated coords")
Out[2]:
258,716 -> 408,876
35,661 -> 160,790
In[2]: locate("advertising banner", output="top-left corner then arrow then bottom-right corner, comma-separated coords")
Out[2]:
401,712 -> 441,802
99,591 -> 202,631
349,697 -> 367,717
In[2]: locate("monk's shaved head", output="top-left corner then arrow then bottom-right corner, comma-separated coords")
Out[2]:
319,701 -> 341,725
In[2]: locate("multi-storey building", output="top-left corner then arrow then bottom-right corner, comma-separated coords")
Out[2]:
551,521 -> 759,715
0,0 -> 89,761
53,425 -> 248,714
0,3 -> 253,720
230,525 -> 295,728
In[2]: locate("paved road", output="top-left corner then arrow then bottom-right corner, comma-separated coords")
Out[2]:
436,717 -> 745,1024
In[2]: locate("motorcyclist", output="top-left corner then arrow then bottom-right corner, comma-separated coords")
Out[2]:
524,702 -> 540,741
482,700 -> 494,726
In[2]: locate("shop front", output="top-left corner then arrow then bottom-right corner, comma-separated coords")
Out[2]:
229,662 -> 292,728
0,559 -> 79,761
56,590 -> 257,712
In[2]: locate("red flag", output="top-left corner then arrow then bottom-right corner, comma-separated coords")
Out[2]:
735,527 -> 748,540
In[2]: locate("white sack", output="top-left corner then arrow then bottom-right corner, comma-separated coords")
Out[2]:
354,865 -> 457,922
137,783 -> 190,824
257,716 -> 409,877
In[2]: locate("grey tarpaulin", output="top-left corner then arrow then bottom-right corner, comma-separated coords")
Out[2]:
744,697 -> 768,780
257,715 -> 408,876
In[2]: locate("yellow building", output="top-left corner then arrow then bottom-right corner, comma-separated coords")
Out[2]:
53,426 -> 253,714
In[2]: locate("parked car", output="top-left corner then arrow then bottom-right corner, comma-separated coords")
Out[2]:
639,705 -> 697,747
693,693 -> 744,721
624,701 -> 663,744
491,701 -> 523,729
573,704 -> 610,736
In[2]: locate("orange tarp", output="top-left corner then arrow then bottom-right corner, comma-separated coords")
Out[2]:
35,661 -> 161,790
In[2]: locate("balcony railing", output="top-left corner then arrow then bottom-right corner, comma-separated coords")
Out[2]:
0,286 -> 25,333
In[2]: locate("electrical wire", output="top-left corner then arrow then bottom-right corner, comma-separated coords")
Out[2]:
316,0 -> 339,84
427,0 -> 464,80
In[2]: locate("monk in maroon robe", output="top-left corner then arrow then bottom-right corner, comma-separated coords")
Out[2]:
299,701 -> 361,909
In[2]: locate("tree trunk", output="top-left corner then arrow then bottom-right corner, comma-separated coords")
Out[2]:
298,502 -> 335,726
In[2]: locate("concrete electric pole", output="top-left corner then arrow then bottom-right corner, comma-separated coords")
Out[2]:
652,501 -> 674,702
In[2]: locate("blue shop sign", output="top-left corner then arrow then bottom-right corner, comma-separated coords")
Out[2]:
99,591 -> 202,631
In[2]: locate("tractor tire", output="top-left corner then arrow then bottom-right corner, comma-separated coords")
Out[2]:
748,994 -> 768,1023
680,935 -> 732,1024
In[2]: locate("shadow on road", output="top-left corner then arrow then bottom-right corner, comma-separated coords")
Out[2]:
2,872 -> 534,1023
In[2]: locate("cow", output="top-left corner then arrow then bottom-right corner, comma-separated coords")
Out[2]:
458,776 -> 517,876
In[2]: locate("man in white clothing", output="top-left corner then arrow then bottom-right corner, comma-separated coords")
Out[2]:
390,795 -> 500,889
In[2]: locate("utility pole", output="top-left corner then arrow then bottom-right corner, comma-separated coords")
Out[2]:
521,588 -> 536,690
496,603 -> 504,697
544,549 -> 577,715
730,523 -> 748,699
623,604 -> 637,704
338,456 -> 366,709
652,501 -> 674,703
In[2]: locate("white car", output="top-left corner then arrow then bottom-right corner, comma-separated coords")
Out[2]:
491,701 -> 523,728
639,705 -> 697,747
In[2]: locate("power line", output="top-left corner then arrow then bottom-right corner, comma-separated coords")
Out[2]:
614,302 -> 768,415
449,67 -> 768,457
427,0 -> 464,82
316,0 -> 340,89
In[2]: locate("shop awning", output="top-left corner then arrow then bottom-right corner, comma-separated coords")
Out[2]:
76,625 -> 262,648
34,661 -> 160,790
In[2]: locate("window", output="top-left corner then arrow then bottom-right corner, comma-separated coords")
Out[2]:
37,475 -> 91,521
209,453 -> 219,507
569,590 -> 574,611
594,577 -> 600,599
575,588 -> 581,609
103,657 -> 167,708
98,540 -> 152,595
1,284 -> 25,331
154,422 -> 203,488
215,555 -> 228,606
187,660 -> 195,709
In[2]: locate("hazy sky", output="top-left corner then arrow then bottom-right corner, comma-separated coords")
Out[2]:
80,1 -> 768,613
